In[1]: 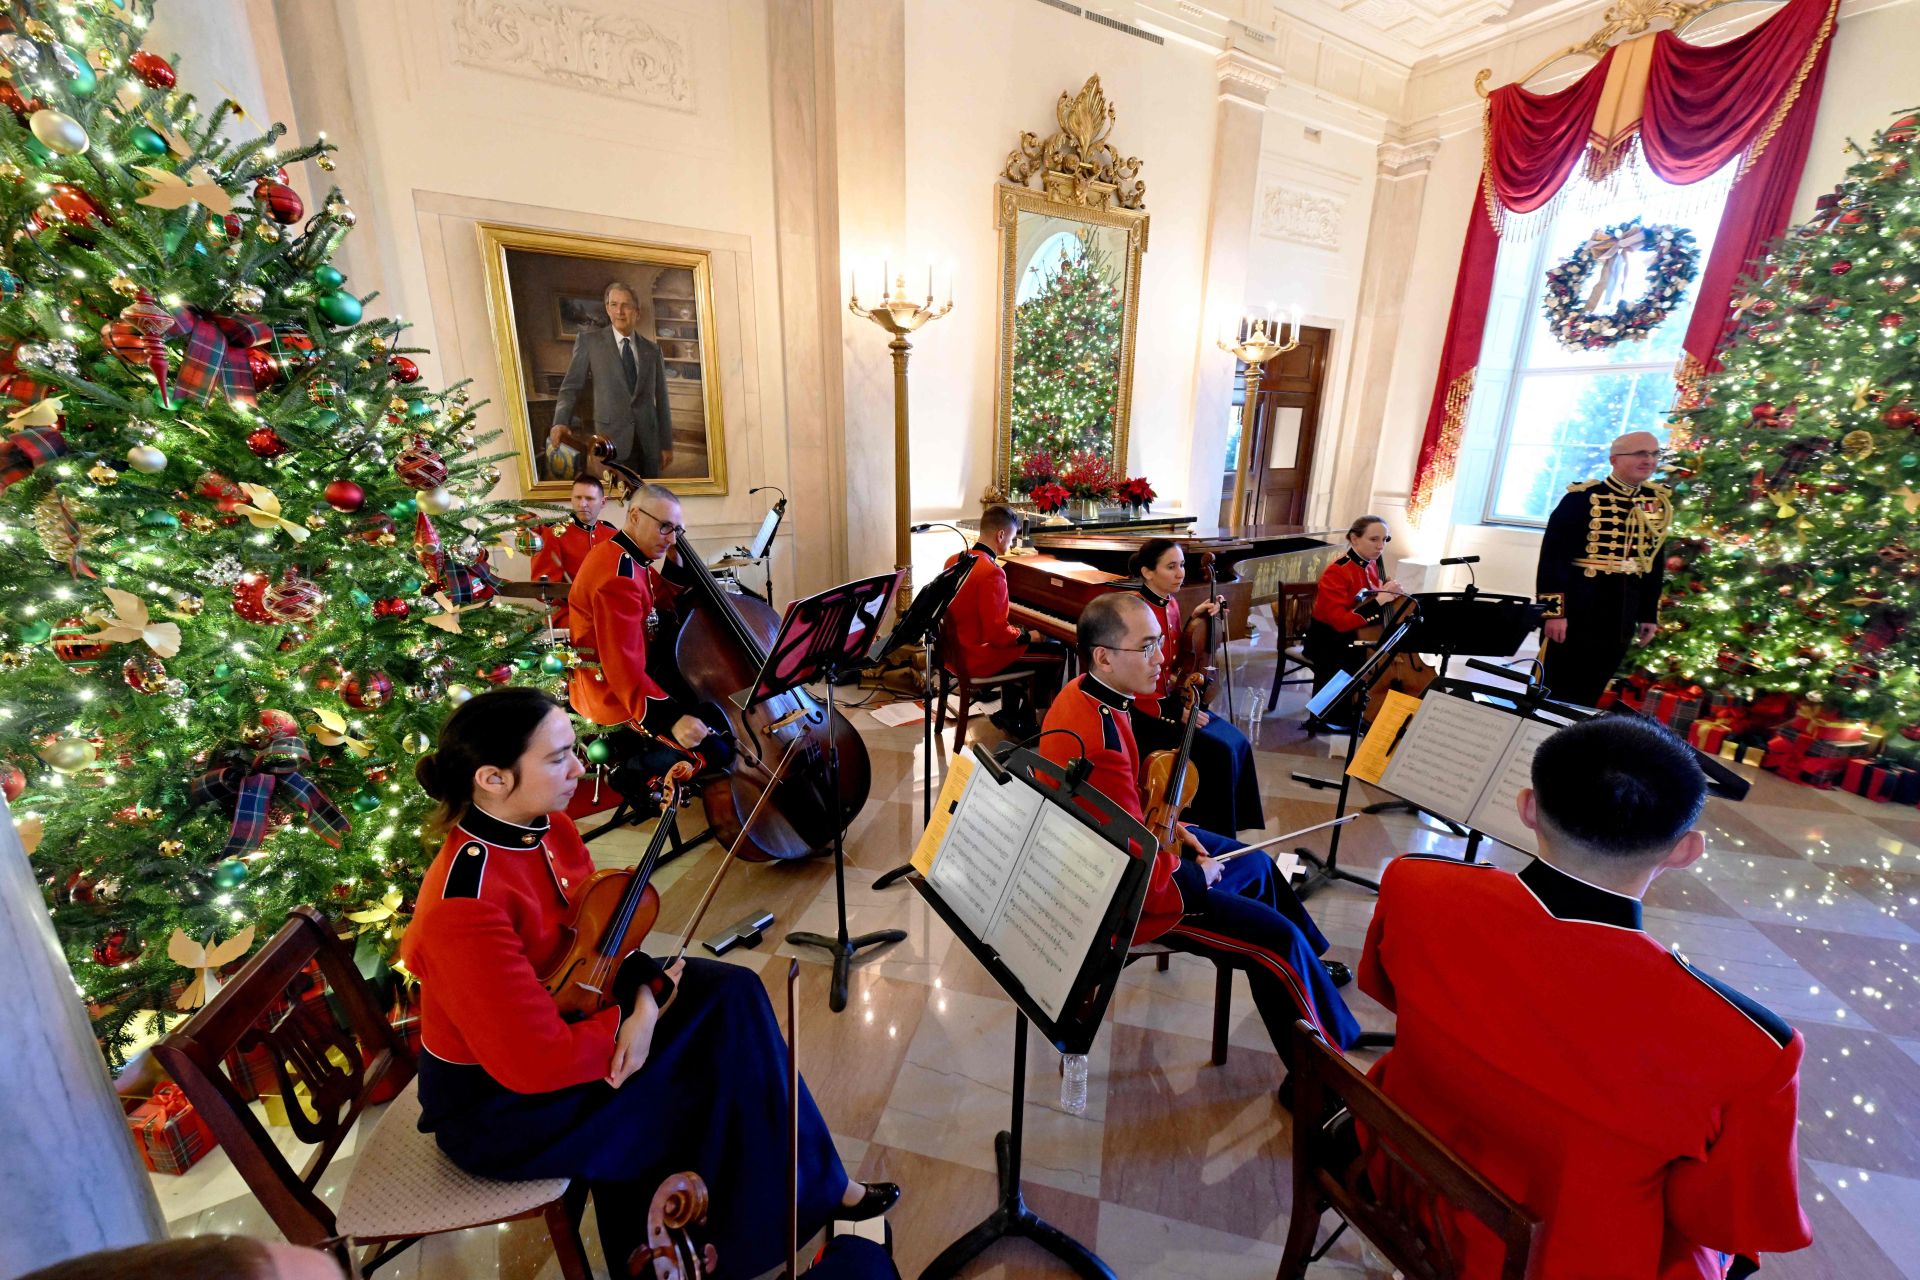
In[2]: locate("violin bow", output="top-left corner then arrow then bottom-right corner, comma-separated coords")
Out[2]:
669,737 -> 802,967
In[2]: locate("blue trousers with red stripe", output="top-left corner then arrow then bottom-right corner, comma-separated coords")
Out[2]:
1161,827 -> 1361,1067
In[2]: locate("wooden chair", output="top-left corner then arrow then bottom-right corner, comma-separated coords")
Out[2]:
1124,942 -> 1233,1065
932,622 -> 1037,753
153,907 -> 591,1279
1266,583 -> 1320,712
1277,1020 -> 1541,1280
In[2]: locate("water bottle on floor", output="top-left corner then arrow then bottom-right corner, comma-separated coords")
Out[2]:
1060,1053 -> 1088,1114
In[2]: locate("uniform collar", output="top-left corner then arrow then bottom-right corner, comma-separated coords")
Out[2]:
613,528 -> 652,564
570,514 -> 603,532
1083,673 -> 1134,711
1337,548 -> 1374,568
971,541 -> 998,561
460,805 -> 551,849
1603,474 -> 1643,497
1131,581 -> 1169,608
1518,857 -> 1642,931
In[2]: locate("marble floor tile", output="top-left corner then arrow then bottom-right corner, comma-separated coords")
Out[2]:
1794,1022 -> 1920,1176
1786,1162 -> 1913,1280
1757,922 -> 1920,1036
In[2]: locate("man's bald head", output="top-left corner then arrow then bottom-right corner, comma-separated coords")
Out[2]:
1609,430 -> 1662,487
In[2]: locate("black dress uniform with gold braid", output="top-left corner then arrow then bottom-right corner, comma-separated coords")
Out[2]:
1536,474 -> 1673,707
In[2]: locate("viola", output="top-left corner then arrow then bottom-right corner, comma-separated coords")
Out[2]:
1141,672 -> 1210,852
540,761 -> 695,1021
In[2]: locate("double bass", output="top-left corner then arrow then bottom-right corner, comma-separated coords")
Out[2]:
1357,594 -> 1434,723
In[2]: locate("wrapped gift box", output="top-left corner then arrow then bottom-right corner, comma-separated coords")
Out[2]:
1719,739 -> 1768,768
124,1082 -> 212,1175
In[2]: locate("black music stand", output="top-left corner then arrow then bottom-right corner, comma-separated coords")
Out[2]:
869,553 -> 979,891
910,747 -> 1154,1280
742,571 -> 903,1013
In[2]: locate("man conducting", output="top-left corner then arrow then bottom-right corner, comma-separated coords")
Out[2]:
550,281 -> 674,478
1535,429 -> 1673,707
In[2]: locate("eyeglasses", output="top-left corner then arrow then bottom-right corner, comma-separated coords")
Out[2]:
1099,636 -> 1164,657
1611,450 -> 1667,462
634,505 -> 685,538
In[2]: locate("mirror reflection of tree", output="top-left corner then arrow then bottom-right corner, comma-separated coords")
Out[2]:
1010,226 -> 1123,468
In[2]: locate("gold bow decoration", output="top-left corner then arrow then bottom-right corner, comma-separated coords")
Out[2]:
81,587 -> 182,658
6,395 -> 64,429
1583,225 -> 1648,312
346,887 -> 407,937
308,706 -> 374,757
167,925 -> 257,1010
236,483 -> 311,543
132,164 -> 235,216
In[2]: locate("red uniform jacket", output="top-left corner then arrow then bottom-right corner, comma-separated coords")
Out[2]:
1311,550 -> 1385,635
1127,585 -> 1183,719
941,545 -> 1027,678
400,809 -> 616,1094
568,530 -> 670,727
1038,674 -> 1201,944
1360,855 -> 1811,1280
528,516 -> 617,629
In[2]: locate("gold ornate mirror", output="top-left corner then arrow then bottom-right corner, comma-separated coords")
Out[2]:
989,75 -> 1149,502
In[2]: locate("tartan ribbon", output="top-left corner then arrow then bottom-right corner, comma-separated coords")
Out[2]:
439,549 -> 500,606
145,1083 -> 192,1117
0,425 -> 67,491
190,736 -> 349,860
169,306 -> 272,407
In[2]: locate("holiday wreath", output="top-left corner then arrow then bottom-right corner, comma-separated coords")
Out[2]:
1542,218 -> 1700,351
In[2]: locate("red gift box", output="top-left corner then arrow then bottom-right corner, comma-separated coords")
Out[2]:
222,1041 -> 279,1102
1689,720 -> 1731,754
125,1082 -> 213,1175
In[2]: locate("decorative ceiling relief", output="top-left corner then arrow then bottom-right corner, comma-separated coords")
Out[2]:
452,0 -> 693,113
1257,180 -> 1345,250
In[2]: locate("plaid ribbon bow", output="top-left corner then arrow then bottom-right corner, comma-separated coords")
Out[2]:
190,736 -> 350,860
439,549 -> 500,606
170,306 -> 273,407
0,425 -> 68,491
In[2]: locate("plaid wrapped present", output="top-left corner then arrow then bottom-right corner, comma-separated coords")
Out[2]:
1840,758 -> 1920,803
1690,719 -> 1734,755
1763,712 -> 1871,787
1719,739 -> 1769,768
223,1041 -> 279,1102
1644,684 -> 1705,735
125,1082 -> 213,1175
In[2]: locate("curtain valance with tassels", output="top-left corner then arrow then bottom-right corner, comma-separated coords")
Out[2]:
1407,0 -> 1839,523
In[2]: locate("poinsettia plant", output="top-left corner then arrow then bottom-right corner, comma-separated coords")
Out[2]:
1013,449 -> 1059,497
1060,450 -> 1117,502
1118,476 -> 1156,507
1029,482 -> 1070,514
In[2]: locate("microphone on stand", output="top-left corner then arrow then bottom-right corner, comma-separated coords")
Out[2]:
1438,555 -> 1480,566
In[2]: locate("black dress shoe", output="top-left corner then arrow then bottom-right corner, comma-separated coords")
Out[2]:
838,1181 -> 901,1221
988,709 -> 1036,739
1324,960 -> 1353,989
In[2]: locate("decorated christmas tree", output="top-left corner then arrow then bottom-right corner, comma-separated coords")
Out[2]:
1647,111 -> 1920,728
0,0 -> 552,1059
1010,228 -> 1123,466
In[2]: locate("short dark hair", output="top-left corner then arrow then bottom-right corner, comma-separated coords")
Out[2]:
1127,537 -> 1181,578
571,475 -> 604,495
1078,591 -> 1146,664
416,687 -> 568,833
1529,715 -> 1706,859
17,1237 -> 293,1280
980,504 -> 1021,539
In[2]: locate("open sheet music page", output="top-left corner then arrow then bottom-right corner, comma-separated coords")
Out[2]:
1466,718 -> 1559,854
1376,694 -> 1518,825
924,762 -> 1047,940
984,801 -> 1129,1020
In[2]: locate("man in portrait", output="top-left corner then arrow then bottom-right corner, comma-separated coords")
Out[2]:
549,280 -> 675,478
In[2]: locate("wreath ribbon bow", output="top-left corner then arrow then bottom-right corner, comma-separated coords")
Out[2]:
1583,225 -> 1649,312
189,736 -> 350,861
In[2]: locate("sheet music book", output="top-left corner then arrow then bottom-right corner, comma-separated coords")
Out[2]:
911,760 -> 1130,1020
1375,693 -> 1572,854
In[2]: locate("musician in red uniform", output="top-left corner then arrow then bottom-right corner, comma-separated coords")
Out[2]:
1124,538 -> 1263,835
1358,715 -> 1811,1279
942,504 -> 1065,737
1303,515 -> 1404,702
402,688 -> 899,1275
528,476 -> 619,630
1040,592 -> 1359,1088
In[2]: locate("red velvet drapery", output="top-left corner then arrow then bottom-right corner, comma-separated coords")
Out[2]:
1406,0 -> 1839,522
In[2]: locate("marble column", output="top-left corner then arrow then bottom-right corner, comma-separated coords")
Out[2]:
1327,137 -> 1443,526
0,798 -> 165,1275
1184,51 -> 1282,529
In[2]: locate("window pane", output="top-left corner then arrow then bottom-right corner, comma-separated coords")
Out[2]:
1489,371 -> 1671,524
1269,405 -> 1303,469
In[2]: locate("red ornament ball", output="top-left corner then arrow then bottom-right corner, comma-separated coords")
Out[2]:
1751,402 -> 1778,420
1,762 -> 25,802
40,182 -> 108,228
122,653 -> 167,694
128,50 -> 177,89
252,178 -> 303,225
388,355 -> 421,384
93,928 -> 138,968
396,438 -> 448,489
479,663 -> 514,685
231,573 -> 274,623
1882,313 -> 1905,330
1665,555 -> 1686,572
1830,260 -> 1854,276
259,708 -> 302,739
264,571 -> 323,624
367,764 -> 392,785
244,347 -> 280,388
1889,115 -> 1919,144
246,426 -> 288,458
343,669 -> 394,709
51,618 -> 108,668
323,479 -> 366,513
1885,406 -> 1918,430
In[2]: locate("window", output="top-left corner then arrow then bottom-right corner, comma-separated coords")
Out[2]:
1452,156 -> 1736,528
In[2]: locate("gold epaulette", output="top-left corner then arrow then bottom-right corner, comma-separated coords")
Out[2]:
1565,478 -> 1603,494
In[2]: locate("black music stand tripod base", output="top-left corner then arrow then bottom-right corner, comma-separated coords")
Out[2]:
918,1015 -> 1115,1280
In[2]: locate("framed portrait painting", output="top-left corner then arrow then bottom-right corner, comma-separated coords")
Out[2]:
477,222 -> 727,498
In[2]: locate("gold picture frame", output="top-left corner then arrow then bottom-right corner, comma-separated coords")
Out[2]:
477,222 -> 728,498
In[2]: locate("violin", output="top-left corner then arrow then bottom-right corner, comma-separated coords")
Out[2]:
1142,672 -> 1210,851
540,760 -> 695,1021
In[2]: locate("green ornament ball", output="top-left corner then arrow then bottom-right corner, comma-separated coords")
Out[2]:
1815,567 -> 1846,586
18,619 -> 52,645
351,791 -> 382,813
317,290 -> 363,327
65,58 -> 97,96
400,577 -> 421,594
512,655 -> 534,671
350,589 -> 374,608
584,739 -> 612,764
406,399 -> 432,419
141,509 -> 179,530
312,409 -> 341,431
386,498 -> 417,520
212,859 -> 248,889
1903,455 -> 1919,470
212,661 -> 233,680
540,652 -> 568,675
1900,332 -> 1918,348
313,265 -> 346,290
1846,612 -> 1868,626
130,125 -> 167,156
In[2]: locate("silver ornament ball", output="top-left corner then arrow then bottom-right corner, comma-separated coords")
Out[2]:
29,109 -> 89,156
126,443 -> 168,474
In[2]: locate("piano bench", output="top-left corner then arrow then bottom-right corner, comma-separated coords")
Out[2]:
934,666 -> 1036,753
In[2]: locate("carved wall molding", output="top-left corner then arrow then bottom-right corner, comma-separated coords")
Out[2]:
451,0 -> 693,113
1376,136 -> 1442,178
1003,74 -> 1147,211
1216,49 -> 1284,98
1257,179 -> 1346,249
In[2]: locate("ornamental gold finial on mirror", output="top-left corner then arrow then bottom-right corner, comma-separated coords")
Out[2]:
1003,74 -> 1146,212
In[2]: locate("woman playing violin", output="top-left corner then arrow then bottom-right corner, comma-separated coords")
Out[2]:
400,688 -> 898,1276
1123,538 -> 1264,835
1304,515 -> 1405,700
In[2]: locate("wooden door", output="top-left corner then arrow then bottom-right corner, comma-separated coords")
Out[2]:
1219,325 -> 1329,528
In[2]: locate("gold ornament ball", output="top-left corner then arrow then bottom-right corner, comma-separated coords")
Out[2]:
418,485 -> 457,515
109,274 -> 139,298
86,462 -> 119,487
126,443 -> 167,473
231,283 -> 267,311
30,108 -> 90,156
368,334 -> 389,354
317,153 -> 336,172
305,512 -> 328,531
387,396 -> 407,413
158,839 -> 186,858
174,592 -> 204,616
0,651 -> 27,670
189,515 -> 216,534
1842,430 -> 1876,461
375,531 -> 397,548
402,730 -> 432,754
446,683 -> 474,704
42,737 -> 98,774
254,220 -> 281,243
